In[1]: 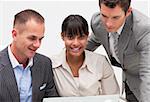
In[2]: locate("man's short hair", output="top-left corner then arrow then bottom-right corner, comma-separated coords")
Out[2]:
99,0 -> 131,13
13,9 -> 44,28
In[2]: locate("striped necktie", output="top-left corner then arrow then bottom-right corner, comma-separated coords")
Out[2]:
112,32 -> 119,57
109,32 -> 120,63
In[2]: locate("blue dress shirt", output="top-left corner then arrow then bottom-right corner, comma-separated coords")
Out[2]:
8,46 -> 33,102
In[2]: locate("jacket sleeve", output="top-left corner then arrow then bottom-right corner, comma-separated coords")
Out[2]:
138,32 -> 150,101
86,12 -> 102,51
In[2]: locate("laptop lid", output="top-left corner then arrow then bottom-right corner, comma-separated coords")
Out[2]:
43,94 -> 120,102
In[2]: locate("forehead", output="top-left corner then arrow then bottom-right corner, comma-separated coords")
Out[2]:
100,4 -> 124,17
16,19 -> 45,34
26,19 -> 44,31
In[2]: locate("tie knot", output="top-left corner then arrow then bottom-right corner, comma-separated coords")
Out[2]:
111,32 -> 119,41
112,32 -> 119,38
111,32 -> 119,43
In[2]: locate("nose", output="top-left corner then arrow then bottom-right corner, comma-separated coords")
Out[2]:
33,40 -> 41,48
105,19 -> 113,28
72,38 -> 79,46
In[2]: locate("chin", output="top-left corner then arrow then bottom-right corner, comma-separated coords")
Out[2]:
71,52 -> 83,57
107,29 -> 113,32
28,53 -> 35,58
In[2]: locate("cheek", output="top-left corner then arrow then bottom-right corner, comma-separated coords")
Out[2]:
117,17 -> 125,26
19,39 -> 32,49
64,40 -> 71,46
81,40 -> 88,47
113,20 -> 123,30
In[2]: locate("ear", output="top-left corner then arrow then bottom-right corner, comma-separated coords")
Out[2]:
12,29 -> 20,42
61,32 -> 64,40
12,29 -> 17,38
87,32 -> 89,36
126,7 -> 132,17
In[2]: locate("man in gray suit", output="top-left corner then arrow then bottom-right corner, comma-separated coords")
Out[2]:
0,9 -> 58,102
86,0 -> 150,102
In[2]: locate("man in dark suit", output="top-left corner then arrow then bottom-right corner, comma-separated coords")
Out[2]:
86,0 -> 150,102
0,9 -> 58,102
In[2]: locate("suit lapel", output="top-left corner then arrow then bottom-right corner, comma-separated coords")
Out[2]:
118,14 -> 133,65
103,32 -> 112,58
31,54 -> 42,101
0,48 -> 20,101
95,20 -> 112,58
104,35 -> 114,60
2,64 -> 20,101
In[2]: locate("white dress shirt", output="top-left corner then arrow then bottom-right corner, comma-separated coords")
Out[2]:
109,22 -> 125,63
51,49 -> 119,96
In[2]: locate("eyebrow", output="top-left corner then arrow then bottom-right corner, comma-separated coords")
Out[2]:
40,36 -> 44,40
102,13 -> 121,18
29,35 -> 44,39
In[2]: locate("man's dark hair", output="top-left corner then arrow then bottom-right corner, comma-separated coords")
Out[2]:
99,0 -> 131,13
61,15 -> 89,38
13,9 -> 44,28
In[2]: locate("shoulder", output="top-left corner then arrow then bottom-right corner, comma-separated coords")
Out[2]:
132,9 -> 150,38
0,63 -> 4,72
91,12 -> 104,29
85,50 -> 108,64
90,12 -> 107,36
91,12 -> 101,24
0,47 -> 9,70
132,9 -> 150,25
132,9 -> 150,33
50,50 -> 65,68
85,50 -> 112,76
34,53 -> 52,64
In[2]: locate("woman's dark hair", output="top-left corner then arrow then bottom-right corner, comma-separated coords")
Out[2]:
61,15 -> 89,38
99,0 -> 131,13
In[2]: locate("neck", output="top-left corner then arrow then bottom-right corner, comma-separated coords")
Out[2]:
10,44 -> 29,68
66,52 -> 85,77
66,53 -> 85,67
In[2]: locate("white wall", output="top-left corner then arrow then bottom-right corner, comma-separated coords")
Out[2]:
0,0 -> 149,56
0,0 -> 149,95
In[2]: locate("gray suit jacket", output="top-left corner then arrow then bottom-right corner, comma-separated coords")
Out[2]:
0,47 -> 59,102
87,9 -> 150,101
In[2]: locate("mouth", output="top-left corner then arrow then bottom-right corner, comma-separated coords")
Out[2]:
29,48 -> 37,52
70,47 -> 81,53
106,27 -> 114,30
106,28 -> 115,32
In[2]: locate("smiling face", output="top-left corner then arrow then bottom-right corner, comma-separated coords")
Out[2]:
100,3 -> 131,32
61,15 -> 89,58
62,34 -> 88,58
11,19 -> 45,62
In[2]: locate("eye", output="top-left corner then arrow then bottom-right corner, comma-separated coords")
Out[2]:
79,35 -> 87,40
112,16 -> 120,20
39,37 -> 44,41
101,14 -> 108,18
67,36 -> 74,40
28,36 -> 37,41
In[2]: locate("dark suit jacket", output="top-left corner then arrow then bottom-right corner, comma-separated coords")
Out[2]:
0,47 -> 59,102
87,9 -> 150,101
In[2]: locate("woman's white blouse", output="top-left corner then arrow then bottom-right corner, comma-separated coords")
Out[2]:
51,49 -> 119,96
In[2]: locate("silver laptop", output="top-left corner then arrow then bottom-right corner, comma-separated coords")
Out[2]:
43,94 -> 120,102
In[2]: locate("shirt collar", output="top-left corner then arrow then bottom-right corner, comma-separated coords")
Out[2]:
52,48 -> 95,73
109,22 -> 125,37
81,50 -> 95,73
8,45 -> 33,69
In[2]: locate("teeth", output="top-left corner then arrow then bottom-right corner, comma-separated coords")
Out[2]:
72,48 -> 80,52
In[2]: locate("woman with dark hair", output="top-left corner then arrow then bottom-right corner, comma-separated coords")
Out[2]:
51,15 -> 119,96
